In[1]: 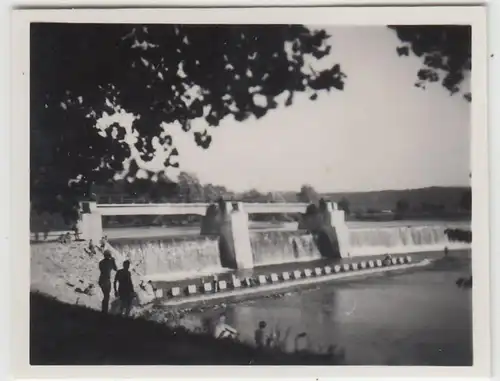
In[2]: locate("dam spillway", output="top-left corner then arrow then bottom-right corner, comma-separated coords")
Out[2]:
111,223 -> 469,279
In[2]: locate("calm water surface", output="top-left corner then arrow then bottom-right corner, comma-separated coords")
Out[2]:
179,254 -> 472,366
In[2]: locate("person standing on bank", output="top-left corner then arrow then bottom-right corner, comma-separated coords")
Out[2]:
114,260 -> 135,316
98,250 -> 117,313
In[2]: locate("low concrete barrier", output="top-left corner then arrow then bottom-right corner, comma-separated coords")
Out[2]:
171,287 -> 181,297
219,280 -> 228,290
161,255 -> 416,302
187,284 -> 197,295
203,283 -> 213,293
160,255 -> 429,306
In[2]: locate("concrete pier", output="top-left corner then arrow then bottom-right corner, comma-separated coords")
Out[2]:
217,202 -> 254,270
77,201 -> 102,243
298,200 -> 350,259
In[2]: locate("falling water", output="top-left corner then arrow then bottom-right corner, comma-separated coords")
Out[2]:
112,237 -> 222,280
349,225 -> 470,256
250,231 -> 322,266
108,222 -> 470,279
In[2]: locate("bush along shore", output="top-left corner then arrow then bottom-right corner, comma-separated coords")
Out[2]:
444,228 -> 472,243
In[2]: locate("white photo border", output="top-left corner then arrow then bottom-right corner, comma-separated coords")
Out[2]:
10,5 -> 489,379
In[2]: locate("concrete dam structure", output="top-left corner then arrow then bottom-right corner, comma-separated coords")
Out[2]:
78,199 -> 350,271
78,199 -> 469,277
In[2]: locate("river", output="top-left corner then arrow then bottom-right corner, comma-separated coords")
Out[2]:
174,251 -> 472,366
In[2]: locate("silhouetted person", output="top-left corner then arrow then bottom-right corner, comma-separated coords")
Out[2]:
42,220 -> 49,241
444,246 -> 449,257
292,239 -> 300,259
254,321 -> 267,349
98,250 -> 117,313
114,260 -> 135,316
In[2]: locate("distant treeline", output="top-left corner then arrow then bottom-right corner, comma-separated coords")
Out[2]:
30,172 -> 471,232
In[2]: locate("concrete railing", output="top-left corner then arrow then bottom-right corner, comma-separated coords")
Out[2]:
96,202 -> 310,216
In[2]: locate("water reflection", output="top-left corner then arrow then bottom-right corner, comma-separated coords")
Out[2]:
181,256 -> 472,365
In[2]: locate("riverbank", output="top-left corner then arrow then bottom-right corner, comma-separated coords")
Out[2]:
30,241 -> 156,311
30,292 -> 344,365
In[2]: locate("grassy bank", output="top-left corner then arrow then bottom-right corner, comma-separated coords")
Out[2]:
30,292 -> 343,365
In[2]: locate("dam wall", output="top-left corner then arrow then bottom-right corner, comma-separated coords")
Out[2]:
78,199 -> 349,270
77,200 -> 467,275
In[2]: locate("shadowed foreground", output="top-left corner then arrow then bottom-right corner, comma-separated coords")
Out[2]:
30,292 -> 344,365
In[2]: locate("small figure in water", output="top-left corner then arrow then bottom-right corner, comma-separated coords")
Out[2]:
383,254 -> 392,266
254,321 -> 267,349
87,239 -> 97,256
266,330 -> 279,349
99,236 -> 108,251
213,275 -> 219,292
456,275 -> 472,288
292,239 -> 300,259
114,260 -> 135,316
213,315 -> 238,339
444,246 -> 449,257
294,332 -> 310,353
98,250 -> 117,313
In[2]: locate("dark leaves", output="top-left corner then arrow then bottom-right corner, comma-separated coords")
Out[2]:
389,25 -> 471,97
194,130 -> 212,149
396,46 -> 409,56
31,23 -> 345,216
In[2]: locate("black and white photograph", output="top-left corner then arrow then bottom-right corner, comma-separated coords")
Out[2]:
10,5 -> 489,377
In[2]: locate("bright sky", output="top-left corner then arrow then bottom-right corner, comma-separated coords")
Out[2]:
99,26 -> 471,193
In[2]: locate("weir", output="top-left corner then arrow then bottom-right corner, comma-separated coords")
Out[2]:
78,199 -> 350,272
78,200 -> 469,277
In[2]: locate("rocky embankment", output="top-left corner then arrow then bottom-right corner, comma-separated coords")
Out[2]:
30,240 -> 156,312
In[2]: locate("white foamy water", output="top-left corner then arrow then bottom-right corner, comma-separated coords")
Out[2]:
113,238 -> 223,277
111,221 -> 470,277
250,232 -> 322,266
348,225 -> 470,256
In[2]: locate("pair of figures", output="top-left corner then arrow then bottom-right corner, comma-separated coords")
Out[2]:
98,250 -> 135,316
